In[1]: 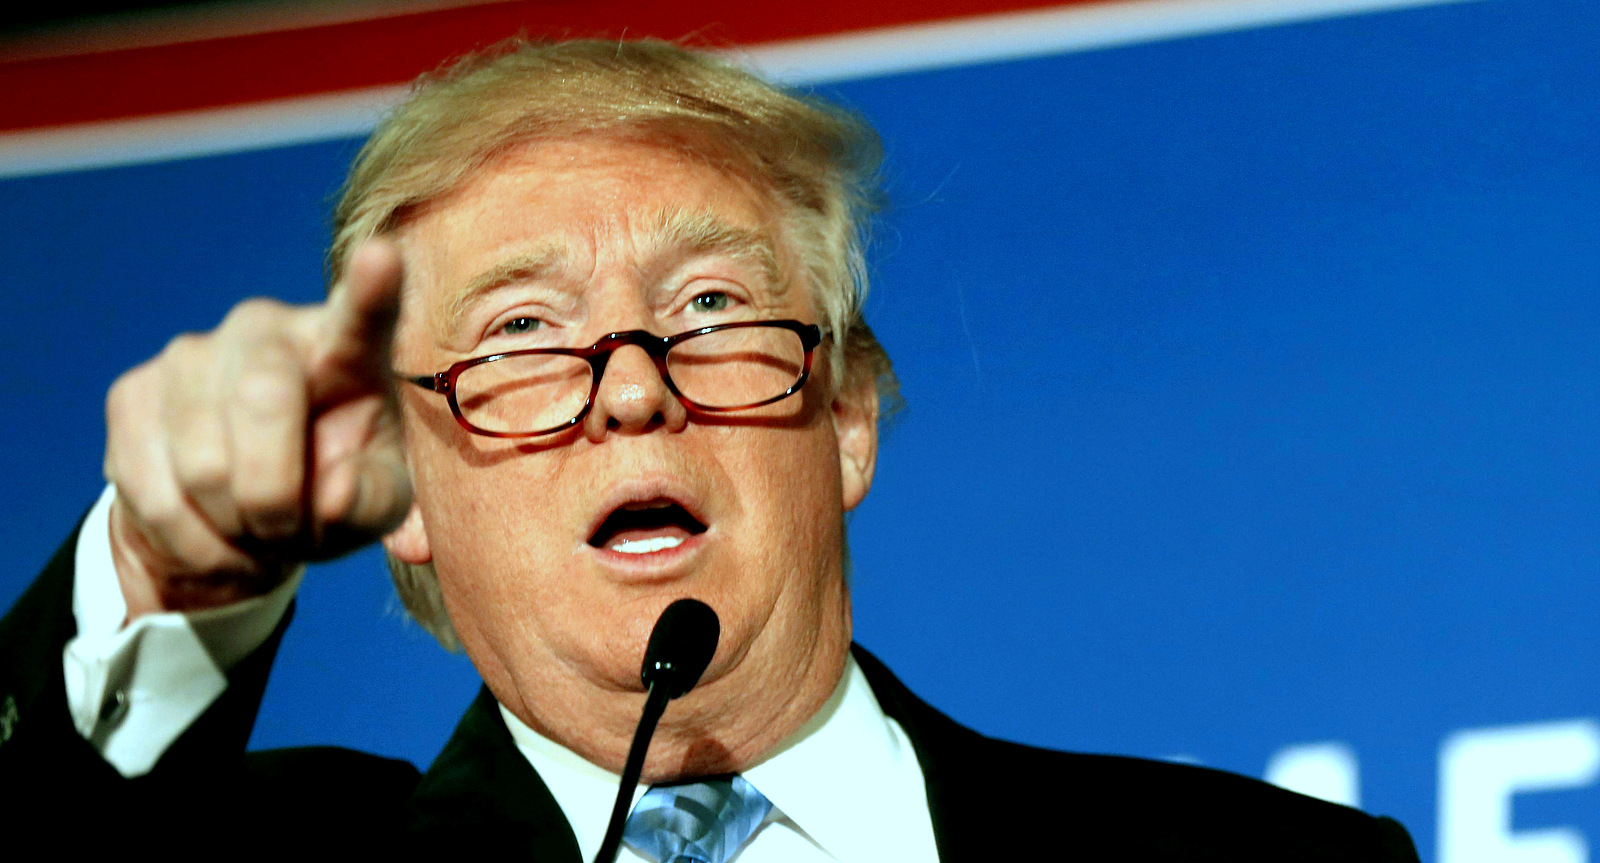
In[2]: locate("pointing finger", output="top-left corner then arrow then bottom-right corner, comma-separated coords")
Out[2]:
311,238 -> 405,394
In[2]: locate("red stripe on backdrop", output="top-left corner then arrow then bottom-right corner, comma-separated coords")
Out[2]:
0,0 -> 1100,133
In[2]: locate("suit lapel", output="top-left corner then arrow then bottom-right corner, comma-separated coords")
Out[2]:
410,685 -> 585,860
0,515 -> 84,767
411,649 -> 983,860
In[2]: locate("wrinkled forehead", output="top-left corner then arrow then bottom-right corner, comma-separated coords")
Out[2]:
390,136 -> 814,340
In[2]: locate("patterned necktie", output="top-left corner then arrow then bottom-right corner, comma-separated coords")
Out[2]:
622,774 -> 774,863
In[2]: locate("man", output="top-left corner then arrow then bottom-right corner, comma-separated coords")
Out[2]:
0,39 -> 1418,859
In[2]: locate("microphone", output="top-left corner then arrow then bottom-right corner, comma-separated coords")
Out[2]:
594,599 -> 721,863
641,598 -> 720,699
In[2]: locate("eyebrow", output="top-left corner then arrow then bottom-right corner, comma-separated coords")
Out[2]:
645,208 -> 785,291
436,211 -> 784,336
440,245 -> 568,336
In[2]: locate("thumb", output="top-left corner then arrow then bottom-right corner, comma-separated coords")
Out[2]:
314,443 -> 415,559
308,396 -> 414,557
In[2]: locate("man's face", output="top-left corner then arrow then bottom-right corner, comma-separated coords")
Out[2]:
383,137 -> 877,753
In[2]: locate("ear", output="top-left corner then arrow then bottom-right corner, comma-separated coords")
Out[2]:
833,371 -> 880,512
382,500 -> 433,565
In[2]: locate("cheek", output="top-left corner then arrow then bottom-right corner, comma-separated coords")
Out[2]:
415,445 -> 586,677
405,422 -> 566,595
720,422 -> 844,566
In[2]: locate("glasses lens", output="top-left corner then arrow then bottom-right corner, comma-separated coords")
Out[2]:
454,353 -> 592,435
667,326 -> 807,409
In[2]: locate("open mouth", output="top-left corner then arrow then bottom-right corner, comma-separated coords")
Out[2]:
588,499 -> 708,555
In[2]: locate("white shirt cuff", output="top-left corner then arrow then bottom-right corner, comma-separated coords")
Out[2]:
62,485 -> 301,777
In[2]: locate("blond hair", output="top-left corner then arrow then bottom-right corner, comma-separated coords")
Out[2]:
330,39 -> 898,650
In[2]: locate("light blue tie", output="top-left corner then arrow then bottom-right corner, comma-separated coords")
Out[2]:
622,774 -> 774,863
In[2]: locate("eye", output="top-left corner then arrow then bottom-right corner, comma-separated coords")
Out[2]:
500,317 -> 542,336
690,292 -> 731,313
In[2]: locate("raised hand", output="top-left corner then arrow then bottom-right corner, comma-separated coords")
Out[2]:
103,240 -> 413,619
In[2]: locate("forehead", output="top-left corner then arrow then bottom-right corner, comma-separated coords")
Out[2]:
399,137 -> 787,284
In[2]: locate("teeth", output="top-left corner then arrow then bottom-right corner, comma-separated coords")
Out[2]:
610,535 -> 685,554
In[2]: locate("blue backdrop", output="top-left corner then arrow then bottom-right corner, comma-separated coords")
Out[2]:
3,1 -> 1596,858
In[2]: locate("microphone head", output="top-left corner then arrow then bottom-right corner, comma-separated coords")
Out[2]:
640,598 -> 720,700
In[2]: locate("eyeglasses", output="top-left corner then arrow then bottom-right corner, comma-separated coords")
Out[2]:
399,320 -> 825,438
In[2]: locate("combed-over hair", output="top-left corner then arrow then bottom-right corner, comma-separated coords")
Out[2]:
330,39 -> 899,651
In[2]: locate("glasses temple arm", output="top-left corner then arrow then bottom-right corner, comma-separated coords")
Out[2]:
393,371 -> 447,393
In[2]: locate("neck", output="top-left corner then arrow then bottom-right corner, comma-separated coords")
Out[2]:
492,602 -> 852,783
644,626 -> 851,780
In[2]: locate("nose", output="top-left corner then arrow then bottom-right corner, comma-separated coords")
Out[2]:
582,343 -> 689,440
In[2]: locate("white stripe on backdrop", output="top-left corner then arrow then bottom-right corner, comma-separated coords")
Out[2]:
0,0 -> 1482,179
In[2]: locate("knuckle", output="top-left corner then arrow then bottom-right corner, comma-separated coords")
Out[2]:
136,495 -> 193,542
153,334 -> 215,385
223,297 -> 288,329
234,366 -> 303,416
172,443 -> 231,491
160,331 -> 207,361
105,366 -> 144,419
233,466 -> 301,514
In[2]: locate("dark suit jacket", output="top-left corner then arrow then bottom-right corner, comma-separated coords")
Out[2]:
1,521 -> 1419,860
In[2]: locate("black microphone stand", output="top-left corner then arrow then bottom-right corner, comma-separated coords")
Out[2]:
593,599 -> 720,863
594,680 -> 672,863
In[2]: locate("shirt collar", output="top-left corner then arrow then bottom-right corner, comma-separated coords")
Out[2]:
499,653 -> 931,863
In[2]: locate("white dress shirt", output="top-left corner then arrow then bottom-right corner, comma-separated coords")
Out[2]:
503,655 -> 939,862
63,486 -> 300,775
62,485 -> 941,861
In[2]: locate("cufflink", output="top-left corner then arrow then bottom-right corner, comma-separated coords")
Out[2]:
98,688 -> 129,728
0,694 -> 16,745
